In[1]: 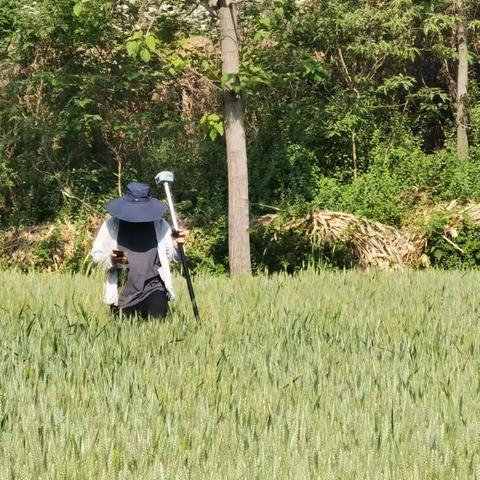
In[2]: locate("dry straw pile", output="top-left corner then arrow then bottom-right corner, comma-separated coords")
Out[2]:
256,211 -> 429,270
256,201 -> 480,271
0,215 -> 102,271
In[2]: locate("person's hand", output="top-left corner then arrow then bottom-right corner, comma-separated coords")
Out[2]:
110,251 -> 129,268
172,228 -> 188,247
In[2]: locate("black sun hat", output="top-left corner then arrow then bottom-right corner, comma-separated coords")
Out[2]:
105,182 -> 167,223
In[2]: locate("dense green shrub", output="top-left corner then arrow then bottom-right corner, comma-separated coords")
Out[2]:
309,147 -> 480,227
425,218 -> 480,270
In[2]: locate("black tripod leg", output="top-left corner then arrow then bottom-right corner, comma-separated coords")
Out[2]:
178,244 -> 200,321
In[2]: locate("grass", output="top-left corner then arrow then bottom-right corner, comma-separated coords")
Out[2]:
1,269 -> 480,479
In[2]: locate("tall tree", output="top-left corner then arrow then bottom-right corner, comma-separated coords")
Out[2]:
217,0 -> 251,276
456,0 -> 469,160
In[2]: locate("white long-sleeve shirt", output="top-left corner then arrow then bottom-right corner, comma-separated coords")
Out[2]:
90,216 -> 179,305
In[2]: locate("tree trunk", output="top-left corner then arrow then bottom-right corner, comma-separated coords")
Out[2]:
351,131 -> 357,179
218,0 -> 252,276
456,0 -> 469,160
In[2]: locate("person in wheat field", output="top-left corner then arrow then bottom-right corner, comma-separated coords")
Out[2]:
91,182 -> 186,319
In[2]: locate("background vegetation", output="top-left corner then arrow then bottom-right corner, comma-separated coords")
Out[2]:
1,0 -> 480,272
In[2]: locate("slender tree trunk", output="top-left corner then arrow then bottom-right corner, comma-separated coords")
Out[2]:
351,131 -> 357,179
456,0 -> 469,160
117,155 -> 123,196
218,0 -> 251,276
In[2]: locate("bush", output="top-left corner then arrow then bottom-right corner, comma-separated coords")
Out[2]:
425,218 -> 480,269
310,146 -> 480,227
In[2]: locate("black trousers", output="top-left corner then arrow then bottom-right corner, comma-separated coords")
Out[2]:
111,290 -> 169,320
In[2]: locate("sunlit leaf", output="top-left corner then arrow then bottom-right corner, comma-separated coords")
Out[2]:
140,49 -> 151,63
73,4 -> 83,16
145,35 -> 156,52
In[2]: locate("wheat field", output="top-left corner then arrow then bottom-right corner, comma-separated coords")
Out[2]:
0,269 -> 479,479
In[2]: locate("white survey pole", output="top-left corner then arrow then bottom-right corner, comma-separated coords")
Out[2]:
155,170 -> 200,321
163,182 -> 179,231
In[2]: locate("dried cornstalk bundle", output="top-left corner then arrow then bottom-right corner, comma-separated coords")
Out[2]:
257,210 -> 429,271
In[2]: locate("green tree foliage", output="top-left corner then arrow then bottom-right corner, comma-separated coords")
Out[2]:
1,0 -> 480,271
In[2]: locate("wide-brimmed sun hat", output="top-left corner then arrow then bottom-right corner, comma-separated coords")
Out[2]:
105,182 -> 167,223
